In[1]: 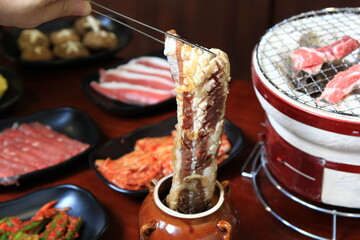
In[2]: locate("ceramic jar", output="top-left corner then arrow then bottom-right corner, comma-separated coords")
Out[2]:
138,174 -> 240,240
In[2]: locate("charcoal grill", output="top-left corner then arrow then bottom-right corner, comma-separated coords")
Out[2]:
251,7 -> 360,209
255,7 -> 360,116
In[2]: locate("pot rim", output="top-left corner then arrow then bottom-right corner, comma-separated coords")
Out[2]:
153,174 -> 225,219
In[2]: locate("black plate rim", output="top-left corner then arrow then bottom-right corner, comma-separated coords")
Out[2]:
0,15 -> 133,67
0,107 -> 99,185
81,50 -> 176,117
89,115 -> 245,196
0,184 -> 108,240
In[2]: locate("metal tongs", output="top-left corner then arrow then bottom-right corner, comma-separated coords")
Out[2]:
89,1 -> 216,57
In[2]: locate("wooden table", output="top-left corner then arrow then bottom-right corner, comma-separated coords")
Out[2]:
1,50 -> 360,240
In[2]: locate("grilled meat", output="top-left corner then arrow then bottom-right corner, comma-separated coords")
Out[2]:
164,30 -> 231,214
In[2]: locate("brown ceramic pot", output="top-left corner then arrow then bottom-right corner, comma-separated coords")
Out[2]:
138,174 -> 240,240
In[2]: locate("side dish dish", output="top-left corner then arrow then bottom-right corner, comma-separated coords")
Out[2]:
0,201 -> 82,240
17,15 -> 119,61
90,56 -> 176,105
94,132 -> 230,191
0,122 -> 90,179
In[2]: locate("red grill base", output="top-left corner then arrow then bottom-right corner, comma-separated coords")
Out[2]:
262,117 -> 323,202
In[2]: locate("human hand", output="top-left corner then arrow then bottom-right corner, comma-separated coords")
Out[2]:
0,0 -> 91,28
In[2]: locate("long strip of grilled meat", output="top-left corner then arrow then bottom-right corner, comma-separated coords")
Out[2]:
164,30 -> 231,214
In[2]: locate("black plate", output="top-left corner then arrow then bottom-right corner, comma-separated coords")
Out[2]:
0,66 -> 23,113
0,107 -> 99,185
0,15 -> 132,68
0,184 -> 108,240
81,51 -> 176,117
89,116 -> 245,196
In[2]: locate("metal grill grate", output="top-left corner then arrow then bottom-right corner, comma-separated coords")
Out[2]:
256,7 -> 360,117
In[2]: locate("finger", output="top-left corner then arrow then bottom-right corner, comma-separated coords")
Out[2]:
43,0 -> 91,22
61,0 -> 92,16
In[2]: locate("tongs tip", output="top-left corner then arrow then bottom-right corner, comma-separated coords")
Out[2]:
165,32 -> 216,57
89,0 -> 216,57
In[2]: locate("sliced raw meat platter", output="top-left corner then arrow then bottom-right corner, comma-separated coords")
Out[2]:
98,68 -> 174,91
0,151 -> 39,171
115,61 -> 173,80
23,122 -> 88,153
291,36 -> 360,74
90,81 -> 175,105
129,56 -> 173,71
1,138 -> 64,163
0,122 -> 90,178
316,63 -> 360,104
2,127 -> 76,157
91,56 -> 175,106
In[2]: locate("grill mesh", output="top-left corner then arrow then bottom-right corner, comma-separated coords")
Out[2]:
256,8 -> 360,117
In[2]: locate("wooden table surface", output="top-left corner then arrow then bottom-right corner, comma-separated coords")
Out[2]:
1,49 -> 360,240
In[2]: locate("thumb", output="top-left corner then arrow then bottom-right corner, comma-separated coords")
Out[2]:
45,0 -> 91,20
